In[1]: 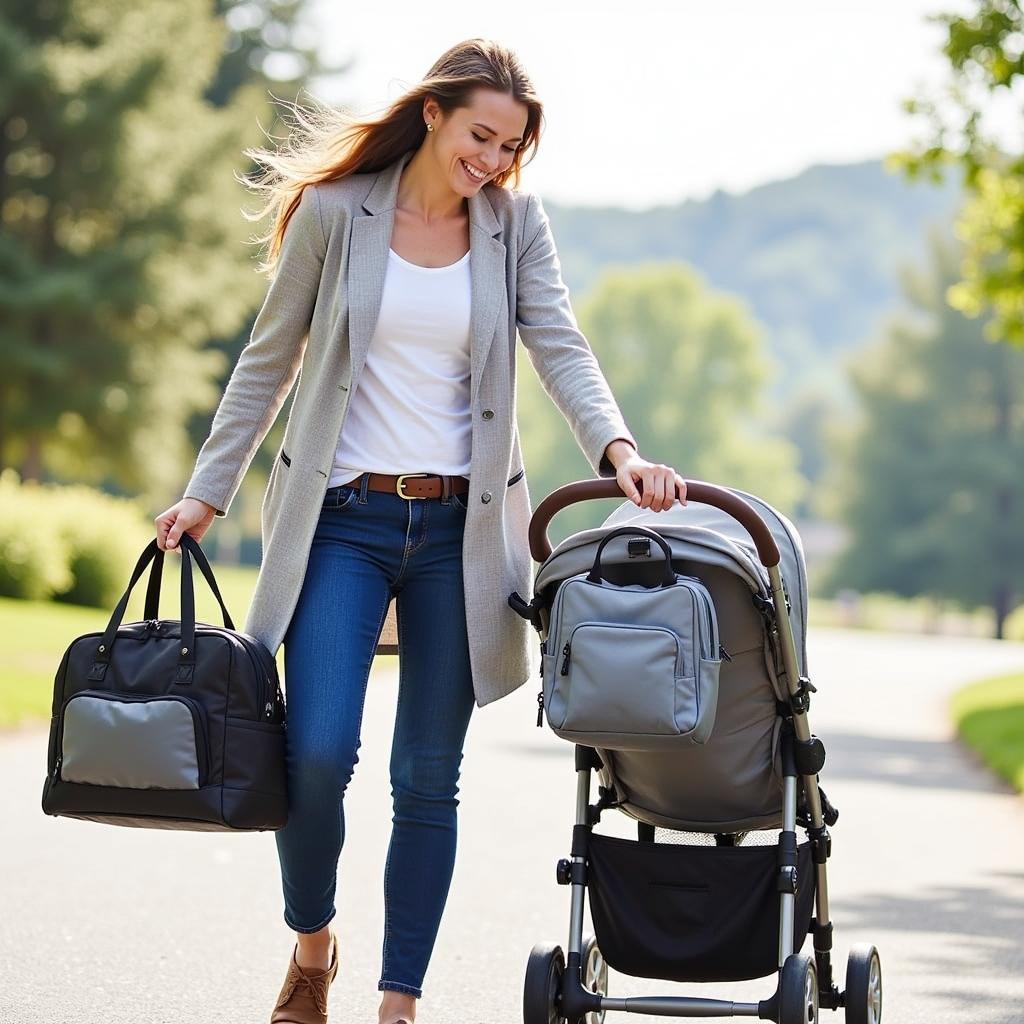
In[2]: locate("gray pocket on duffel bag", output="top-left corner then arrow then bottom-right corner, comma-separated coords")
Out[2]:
57,690 -> 209,790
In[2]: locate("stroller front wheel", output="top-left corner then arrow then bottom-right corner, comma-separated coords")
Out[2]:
524,941 -> 566,1024
581,934 -> 608,1024
779,953 -> 818,1024
844,944 -> 882,1024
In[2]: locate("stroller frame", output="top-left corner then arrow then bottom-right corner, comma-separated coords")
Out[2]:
514,479 -> 881,1024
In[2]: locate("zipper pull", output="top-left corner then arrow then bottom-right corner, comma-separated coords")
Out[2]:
560,641 -> 571,675
264,701 -> 274,719
719,643 -> 733,662
536,690 -> 544,727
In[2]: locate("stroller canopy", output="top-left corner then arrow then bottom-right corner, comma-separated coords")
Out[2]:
533,486 -> 809,680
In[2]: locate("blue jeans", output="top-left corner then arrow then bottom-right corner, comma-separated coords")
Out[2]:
275,473 -> 476,998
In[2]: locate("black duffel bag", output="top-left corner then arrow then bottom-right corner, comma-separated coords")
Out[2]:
41,533 -> 288,831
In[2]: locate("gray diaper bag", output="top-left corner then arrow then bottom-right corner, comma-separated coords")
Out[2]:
539,526 -> 725,751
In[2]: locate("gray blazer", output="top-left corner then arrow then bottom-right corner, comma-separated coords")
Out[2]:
184,149 -> 636,707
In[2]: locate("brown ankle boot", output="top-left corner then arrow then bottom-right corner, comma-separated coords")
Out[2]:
271,931 -> 339,1023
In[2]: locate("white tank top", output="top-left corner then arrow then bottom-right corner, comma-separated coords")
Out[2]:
328,246 -> 473,488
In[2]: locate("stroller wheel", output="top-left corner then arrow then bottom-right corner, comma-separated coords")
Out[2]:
844,944 -> 882,1024
524,942 -> 566,1024
779,953 -> 818,1024
581,934 -> 608,1024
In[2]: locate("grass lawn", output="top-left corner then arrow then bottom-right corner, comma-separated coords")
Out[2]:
0,556 -> 402,731
950,673 -> 1024,794
0,561 -> 271,729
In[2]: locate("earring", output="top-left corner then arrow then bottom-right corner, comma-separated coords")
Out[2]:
426,122 -> 434,132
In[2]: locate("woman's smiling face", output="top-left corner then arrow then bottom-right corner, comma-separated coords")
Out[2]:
426,88 -> 529,195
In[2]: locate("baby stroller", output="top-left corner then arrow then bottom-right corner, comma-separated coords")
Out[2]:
507,478 -> 882,1024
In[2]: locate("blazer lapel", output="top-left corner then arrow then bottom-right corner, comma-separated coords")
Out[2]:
346,150 -> 506,408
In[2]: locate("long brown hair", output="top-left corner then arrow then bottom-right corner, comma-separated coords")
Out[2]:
242,38 -> 544,276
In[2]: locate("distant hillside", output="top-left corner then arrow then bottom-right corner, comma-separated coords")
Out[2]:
545,159 -> 962,399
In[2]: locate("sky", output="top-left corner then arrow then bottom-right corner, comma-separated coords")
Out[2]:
302,0 -> 1002,210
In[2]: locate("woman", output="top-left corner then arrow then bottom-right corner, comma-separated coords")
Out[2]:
154,38 -> 686,1024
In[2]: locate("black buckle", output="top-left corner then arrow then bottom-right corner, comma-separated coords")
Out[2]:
791,675 -> 817,714
752,592 -> 776,620
508,590 -> 544,632
587,785 -> 620,825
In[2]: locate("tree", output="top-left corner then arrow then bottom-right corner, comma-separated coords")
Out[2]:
0,0 -> 270,505
894,0 -> 1024,345
778,385 -> 852,519
207,0 -> 350,108
824,238 -> 1024,637
189,1 -> 353,538
517,262 -> 803,544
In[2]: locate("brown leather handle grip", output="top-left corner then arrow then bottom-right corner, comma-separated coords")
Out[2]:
528,478 -> 781,567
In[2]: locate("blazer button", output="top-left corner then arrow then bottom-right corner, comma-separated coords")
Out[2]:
482,409 -> 494,420
481,490 -> 492,503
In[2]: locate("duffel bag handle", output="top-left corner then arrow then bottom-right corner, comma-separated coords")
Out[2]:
88,535 -> 234,686
175,535 -> 237,678
142,534 -> 234,631
587,526 -> 676,587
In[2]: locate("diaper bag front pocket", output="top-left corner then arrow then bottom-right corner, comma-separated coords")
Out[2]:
540,538 -> 723,751
554,621 -> 688,735
55,689 -> 210,791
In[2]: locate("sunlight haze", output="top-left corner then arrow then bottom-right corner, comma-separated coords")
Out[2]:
305,0 -> 985,209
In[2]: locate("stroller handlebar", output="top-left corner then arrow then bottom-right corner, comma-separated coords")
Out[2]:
528,478 -> 782,567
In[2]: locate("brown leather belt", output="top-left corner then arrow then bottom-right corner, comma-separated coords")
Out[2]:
342,472 -> 470,500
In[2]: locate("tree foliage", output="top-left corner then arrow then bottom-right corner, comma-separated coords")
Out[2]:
207,0 -> 344,108
824,238 -> 1024,636
0,0 -> 274,506
893,0 -> 1024,344
517,262 -> 803,544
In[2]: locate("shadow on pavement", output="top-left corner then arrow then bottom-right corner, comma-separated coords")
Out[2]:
815,730 -> 1010,793
833,875 -> 1024,978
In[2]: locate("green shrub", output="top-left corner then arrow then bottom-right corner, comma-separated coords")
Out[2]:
0,474 -> 73,599
0,471 -> 152,608
49,483 -> 153,608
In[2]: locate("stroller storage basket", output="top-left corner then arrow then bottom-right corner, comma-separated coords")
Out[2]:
585,831 -> 816,983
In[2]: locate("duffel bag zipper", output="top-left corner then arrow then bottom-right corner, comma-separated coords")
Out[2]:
52,688 -> 211,788
146,621 -> 276,721
187,625 -> 275,721
71,623 -> 276,722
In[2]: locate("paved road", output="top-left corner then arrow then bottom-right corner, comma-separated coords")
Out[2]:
3,628 -> 1023,1023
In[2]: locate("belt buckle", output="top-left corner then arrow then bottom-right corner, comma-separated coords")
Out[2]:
396,473 -> 431,499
